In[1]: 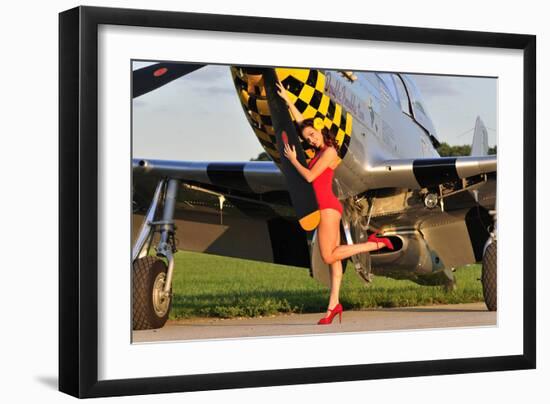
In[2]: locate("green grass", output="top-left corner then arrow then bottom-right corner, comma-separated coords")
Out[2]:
169,250 -> 484,320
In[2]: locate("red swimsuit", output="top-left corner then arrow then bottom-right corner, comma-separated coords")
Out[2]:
307,147 -> 343,215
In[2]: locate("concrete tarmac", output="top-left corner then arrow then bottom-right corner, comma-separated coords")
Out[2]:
132,302 -> 496,343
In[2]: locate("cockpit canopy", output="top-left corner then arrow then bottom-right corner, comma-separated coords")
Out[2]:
376,72 -> 440,147
400,74 -> 439,145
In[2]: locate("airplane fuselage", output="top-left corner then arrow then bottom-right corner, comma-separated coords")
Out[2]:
323,70 -> 440,198
230,66 -> 496,284
231,67 -> 441,198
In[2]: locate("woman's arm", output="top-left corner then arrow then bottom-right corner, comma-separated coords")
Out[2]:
284,144 -> 337,183
276,80 -> 305,124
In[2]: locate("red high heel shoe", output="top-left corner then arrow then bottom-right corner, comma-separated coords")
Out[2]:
317,303 -> 343,325
368,231 -> 394,250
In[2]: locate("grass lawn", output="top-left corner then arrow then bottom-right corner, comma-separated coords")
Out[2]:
169,250 -> 484,319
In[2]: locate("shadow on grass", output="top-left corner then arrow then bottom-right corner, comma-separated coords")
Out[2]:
171,289 -> 330,318
169,288 -> 484,319
167,318 -> 320,327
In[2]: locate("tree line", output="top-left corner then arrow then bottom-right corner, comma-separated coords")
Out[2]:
436,142 -> 497,157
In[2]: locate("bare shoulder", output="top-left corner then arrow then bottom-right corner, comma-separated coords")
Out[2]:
323,146 -> 338,160
324,146 -> 339,168
325,146 -> 338,156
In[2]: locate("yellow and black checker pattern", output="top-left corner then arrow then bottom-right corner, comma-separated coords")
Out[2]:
230,67 -> 353,166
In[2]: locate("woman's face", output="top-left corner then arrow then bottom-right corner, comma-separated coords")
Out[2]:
301,126 -> 324,149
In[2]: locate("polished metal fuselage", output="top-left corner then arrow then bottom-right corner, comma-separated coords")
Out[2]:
324,70 -> 439,197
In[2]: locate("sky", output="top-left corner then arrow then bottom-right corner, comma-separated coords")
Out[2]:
132,62 -> 497,161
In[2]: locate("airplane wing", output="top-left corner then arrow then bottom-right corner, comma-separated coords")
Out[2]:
133,62 -> 205,98
132,158 -> 313,270
133,158 -> 287,194
133,153 -> 495,265
363,155 -> 496,189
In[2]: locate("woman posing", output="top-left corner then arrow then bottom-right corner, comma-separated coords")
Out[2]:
276,79 -> 394,325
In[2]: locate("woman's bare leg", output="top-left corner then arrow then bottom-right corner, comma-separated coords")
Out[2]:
317,209 -> 386,318
318,209 -> 383,266
326,249 -> 343,316
317,210 -> 344,317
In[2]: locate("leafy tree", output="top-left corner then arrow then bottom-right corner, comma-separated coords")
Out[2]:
437,142 -> 497,157
250,151 -> 271,161
437,142 -> 471,156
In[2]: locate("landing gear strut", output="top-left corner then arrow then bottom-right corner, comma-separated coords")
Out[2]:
481,209 -> 497,311
132,178 -> 180,330
341,194 -> 375,284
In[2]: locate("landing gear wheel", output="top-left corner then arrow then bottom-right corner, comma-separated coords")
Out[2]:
132,256 -> 172,330
481,241 -> 497,311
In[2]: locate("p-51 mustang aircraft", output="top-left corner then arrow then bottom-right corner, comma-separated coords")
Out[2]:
131,63 -> 497,330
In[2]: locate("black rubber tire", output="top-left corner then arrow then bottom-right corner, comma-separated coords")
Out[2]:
132,256 -> 172,330
481,241 -> 497,311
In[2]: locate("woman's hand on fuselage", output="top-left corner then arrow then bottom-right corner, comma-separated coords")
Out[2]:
283,142 -> 297,162
287,146 -> 337,183
276,78 -> 304,125
275,79 -> 290,104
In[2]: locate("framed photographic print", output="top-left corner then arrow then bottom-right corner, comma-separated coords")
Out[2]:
59,5 -> 536,399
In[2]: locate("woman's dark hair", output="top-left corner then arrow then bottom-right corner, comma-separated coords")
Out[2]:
297,117 -> 340,152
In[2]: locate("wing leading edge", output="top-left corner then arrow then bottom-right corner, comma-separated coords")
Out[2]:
133,158 -> 287,194
365,155 -> 496,189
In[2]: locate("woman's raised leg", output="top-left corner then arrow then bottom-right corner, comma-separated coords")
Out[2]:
318,209 -> 383,266
327,237 -> 344,313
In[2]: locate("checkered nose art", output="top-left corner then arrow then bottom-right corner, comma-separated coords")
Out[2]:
230,67 -> 353,166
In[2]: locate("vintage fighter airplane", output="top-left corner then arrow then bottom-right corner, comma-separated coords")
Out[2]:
131,63 -> 497,330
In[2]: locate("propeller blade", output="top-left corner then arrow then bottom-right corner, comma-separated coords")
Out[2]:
262,68 -> 320,231
132,62 -> 205,98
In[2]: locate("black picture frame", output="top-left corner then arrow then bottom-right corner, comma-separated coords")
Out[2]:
59,5 -> 536,399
